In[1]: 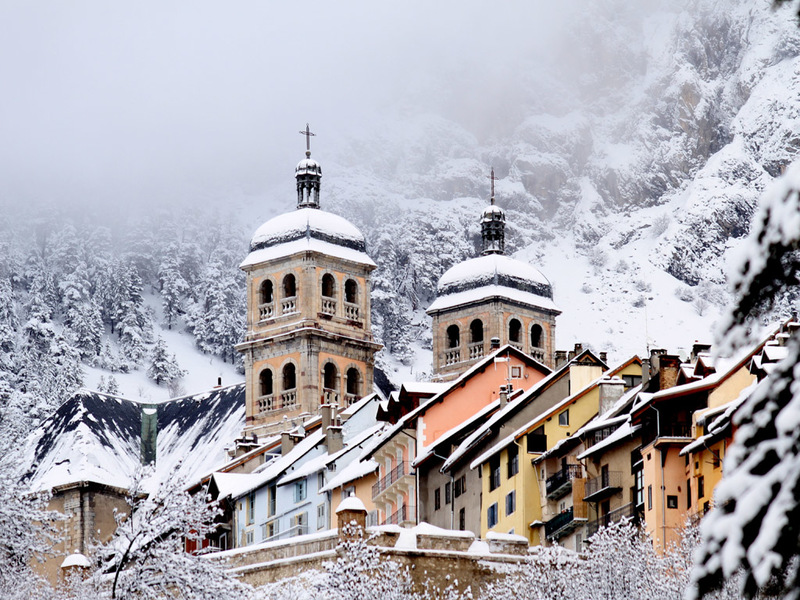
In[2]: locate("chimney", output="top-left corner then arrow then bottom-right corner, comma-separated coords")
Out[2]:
690,342 -> 712,362
555,350 -> 568,368
658,355 -> 682,390
281,431 -> 299,455
649,349 -> 667,374
336,495 -> 367,539
215,376 -> 222,388
321,403 -> 336,433
499,385 -> 508,407
574,343 -> 583,355
141,405 -> 157,466
641,358 -> 651,390
598,376 -> 625,416
326,425 -> 344,454
490,337 -> 501,350
599,352 -> 608,364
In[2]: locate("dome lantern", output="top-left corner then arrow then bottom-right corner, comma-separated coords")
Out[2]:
481,168 -> 505,255
296,123 -> 322,209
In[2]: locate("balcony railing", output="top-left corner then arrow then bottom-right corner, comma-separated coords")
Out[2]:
544,506 -> 586,540
546,464 -> 583,500
258,304 -> 274,320
344,302 -> 360,321
658,422 -> 692,439
586,502 -> 640,537
344,393 -> 358,407
323,388 -> 339,405
256,395 -> 275,414
444,348 -> 461,366
509,342 -> 523,352
321,298 -> 336,316
372,462 -> 410,499
468,341 -> 484,360
584,471 -> 623,502
382,504 -> 415,526
531,349 -> 546,363
280,390 -> 297,409
281,297 -> 297,315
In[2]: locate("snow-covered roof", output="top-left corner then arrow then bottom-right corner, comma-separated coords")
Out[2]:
320,458 -> 378,493
428,253 -> 557,314
22,385 -> 246,494
242,208 -> 374,268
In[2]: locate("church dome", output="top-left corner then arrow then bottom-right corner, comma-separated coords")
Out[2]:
427,253 -> 557,314
296,157 -> 322,177
481,203 -> 505,221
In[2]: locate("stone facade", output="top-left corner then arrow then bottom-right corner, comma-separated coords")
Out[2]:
238,244 -> 381,438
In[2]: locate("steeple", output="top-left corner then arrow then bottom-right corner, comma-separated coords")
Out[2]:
296,123 -> 322,209
481,168 -> 505,255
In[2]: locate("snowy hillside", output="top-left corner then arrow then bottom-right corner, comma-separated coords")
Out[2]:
0,0 -> 798,412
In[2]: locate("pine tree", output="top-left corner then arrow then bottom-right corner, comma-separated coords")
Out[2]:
689,163 -> 800,599
106,375 -> 120,396
146,337 -> 184,386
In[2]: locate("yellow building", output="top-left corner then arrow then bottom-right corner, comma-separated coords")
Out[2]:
471,357 -> 643,545
237,143 -> 381,438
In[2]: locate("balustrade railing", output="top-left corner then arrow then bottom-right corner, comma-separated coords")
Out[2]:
344,393 -> 358,407
546,464 -> 583,498
584,471 -> 622,500
323,388 -> 339,405
545,506 -> 575,539
382,504 -> 415,526
444,348 -> 460,366
281,297 -> 297,315
321,298 -> 336,315
344,302 -> 360,320
258,304 -> 274,320
509,342 -> 523,352
257,395 -> 275,414
586,502 -> 638,537
468,341 -> 484,360
281,390 -> 297,409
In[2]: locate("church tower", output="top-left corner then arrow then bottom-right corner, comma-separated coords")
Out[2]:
237,127 -> 382,437
427,170 -> 560,380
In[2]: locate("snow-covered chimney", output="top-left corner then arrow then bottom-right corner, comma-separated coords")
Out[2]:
321,403 -> 337,433
555,350 -> 568,368
499,385 -> 508,407
326,425 -> 344,455
658,355 -> 682,390
641,358 -> 651,390
141,405 -> 157,466
281,431 -> 301,455
490,337 -> 501,350
598,376 -> 625,416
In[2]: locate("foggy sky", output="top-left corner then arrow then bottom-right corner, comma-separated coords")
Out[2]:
0,2 -> 629,212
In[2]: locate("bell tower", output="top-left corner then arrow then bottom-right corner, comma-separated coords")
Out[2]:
237,127 -> 382,437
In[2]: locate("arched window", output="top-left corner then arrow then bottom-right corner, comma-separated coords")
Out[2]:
259,369 -> 273,396
345,279 -> 358,303
447,325 -> 460,349
260,280 -> 273,304
470,319 -> 484,344
282,363 -> 296,390
323,363 -> 338,390
509,319 -> 522,343
531,324 -> 543,348
321,273 -> 335,298
346,367 -> 360,396
283,273 -> 296,298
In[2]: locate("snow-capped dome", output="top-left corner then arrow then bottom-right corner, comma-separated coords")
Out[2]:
241,208 -> 376,269
296,157 -> 322,177
427,253 -> 557,313
481,203 -> 505,221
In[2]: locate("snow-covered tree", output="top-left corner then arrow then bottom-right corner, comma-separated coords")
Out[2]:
91,467 -> 251,600
147,337 -> 185,386
689,165 -> 800,599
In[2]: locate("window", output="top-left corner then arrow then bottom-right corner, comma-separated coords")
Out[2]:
509,318 -> 522,343
260,280 -> 273,304
346,368 -> 360,397
247,491 -> 255,524
507,444 -> 519,478
527,427 -> 546,453
687,479 -> 692,510
445,481 -> 452,504
634,470 -> 644,509
531,324 -> 543,348
434,488 -> 441,511
459,508 -> 466,531
345,279 -> 358,303
698,475 -> 705,499
489,456 -> 501,491
505,491 -> 516,516
647,485 -> 653,511
447,325 -> 460,349
266,520 -> 279,539
259,369 -> 273,397
283,363 -> 297,390
321,273 -> 335,297
295,480 -> 307,503
283,273 -> 296,297
295,512 -> 308,534
558,409 -> 569,427
712,453 -> 721,469
470,319 -> 484,343
343,486 -> 355,500
454,477 -> 462,498
268,485 -> 276,516
323,363 -> 338,391
318,472 -> 326,489
487,503 -> 499,528
511,365 -> 522,378
317,504 -> 326,530
667,495 -> 678,509
245,529 -> 254,545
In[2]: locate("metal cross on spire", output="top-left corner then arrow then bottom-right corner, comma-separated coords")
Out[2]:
299,123 -> 316,157
488,167 -> 498,204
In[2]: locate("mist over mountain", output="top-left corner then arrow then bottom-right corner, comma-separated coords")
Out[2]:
0,0 -> 798,407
